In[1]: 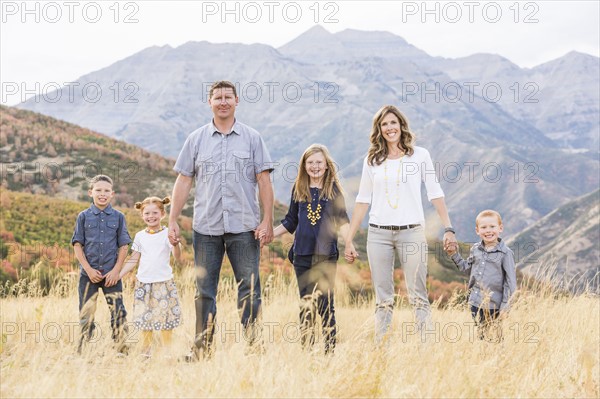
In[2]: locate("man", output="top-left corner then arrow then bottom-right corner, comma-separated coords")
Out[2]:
169,81 -> 274,359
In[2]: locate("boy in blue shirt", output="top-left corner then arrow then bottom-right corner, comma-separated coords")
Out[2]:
72,175 -> 132,354
446,209 -> 517,341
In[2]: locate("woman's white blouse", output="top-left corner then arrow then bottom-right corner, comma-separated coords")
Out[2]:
355,146 -> 445,226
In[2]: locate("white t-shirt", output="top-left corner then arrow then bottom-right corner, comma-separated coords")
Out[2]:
355,146 -> 445,226
132,228 -> 174,283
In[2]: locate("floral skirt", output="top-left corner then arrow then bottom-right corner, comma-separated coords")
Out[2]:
133,279 -> 182,331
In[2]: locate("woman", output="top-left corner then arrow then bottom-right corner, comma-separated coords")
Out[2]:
345,105 -> 457,343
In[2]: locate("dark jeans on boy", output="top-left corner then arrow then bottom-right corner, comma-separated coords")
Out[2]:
192,231 -> 262,356
78,274 -> 128,353
293,254 -> 337,354
470,305 -> 501,342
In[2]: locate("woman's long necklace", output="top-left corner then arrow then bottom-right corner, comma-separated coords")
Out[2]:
306,190 -> 322,226
384,156 -> 404,209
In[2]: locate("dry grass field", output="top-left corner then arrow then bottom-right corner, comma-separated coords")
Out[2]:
1,267 -> 599,399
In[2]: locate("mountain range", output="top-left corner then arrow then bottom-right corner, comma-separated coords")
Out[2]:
18,26 -> 600,240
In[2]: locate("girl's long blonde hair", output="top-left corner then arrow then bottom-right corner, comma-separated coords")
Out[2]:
367,105 -> 415,166
293,144 -> 343,202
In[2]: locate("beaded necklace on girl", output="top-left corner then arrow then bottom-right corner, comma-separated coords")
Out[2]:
307,186 -> 323,226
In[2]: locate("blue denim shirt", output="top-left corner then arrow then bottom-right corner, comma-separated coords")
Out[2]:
451,238 -> 517,311
71,203 -> 132,276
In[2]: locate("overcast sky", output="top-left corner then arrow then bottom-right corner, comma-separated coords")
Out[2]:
1,0 -> 599,105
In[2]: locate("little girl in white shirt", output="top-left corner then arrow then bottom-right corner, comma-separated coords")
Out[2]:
120,196 -> 182,357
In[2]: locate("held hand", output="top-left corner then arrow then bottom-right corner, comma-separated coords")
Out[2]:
104,268 -> 120,287
87,268 -> 104,284
256,229 -> 267,246
344,242 -> 359,263
445,241 -> 458,256
255,220 -> 273,248
169,221 -> 181,246
443,231 -> 458,253
445,246 -> 457,256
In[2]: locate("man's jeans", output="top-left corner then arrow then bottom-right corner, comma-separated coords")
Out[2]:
78,274 -> 128,353
192,231 -> 261,352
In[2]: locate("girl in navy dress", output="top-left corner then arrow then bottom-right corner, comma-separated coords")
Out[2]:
272,144 -> 350,354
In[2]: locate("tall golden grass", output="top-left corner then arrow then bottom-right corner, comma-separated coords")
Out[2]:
1,265 -> 598,399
